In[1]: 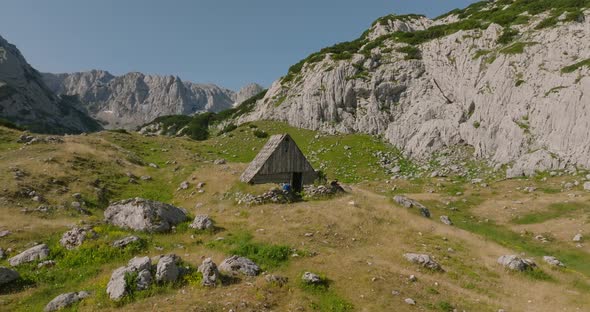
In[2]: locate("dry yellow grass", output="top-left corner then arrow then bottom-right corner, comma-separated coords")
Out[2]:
1,129 -> 589,312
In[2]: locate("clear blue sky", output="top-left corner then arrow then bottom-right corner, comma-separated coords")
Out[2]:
0,0 -> 477,90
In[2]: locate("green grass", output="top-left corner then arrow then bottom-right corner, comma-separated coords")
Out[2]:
418,196 -> 590,279
2,226 -> 148,311
298,274 -> 354,312
512,201 -> 589,224
201,121 -> 409,183
206,231 -> 291,270
472,49 -> 491,59
500,42 -> 536,54
562,58 -> 590,73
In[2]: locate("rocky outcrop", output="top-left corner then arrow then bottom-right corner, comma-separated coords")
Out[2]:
43,70 -> 262,129
104,198 -> 188,232
106,256 -> 152,300
497,255 -> 536,271
60,227 -> 96,250
198,258 -> 220,286
403,253 -> 443,271
155,254 -> 180,283
0,35 -> 101,134
394,195 -> 431,217
9,244 -> 50,266
44,291 -> 90,312
219,255 -> 260,276
189,215 -> 214,230
301,272 -> 322,284
112,235 -> 141,248
240,5 -> 590,174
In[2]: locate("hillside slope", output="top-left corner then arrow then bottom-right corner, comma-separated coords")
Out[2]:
43,71 -> 263,130
1,122 -> 590,311
0,35 -> 101,134
240,1 -> 590,177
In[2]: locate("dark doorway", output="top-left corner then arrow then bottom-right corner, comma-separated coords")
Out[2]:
291,172 -> 303,193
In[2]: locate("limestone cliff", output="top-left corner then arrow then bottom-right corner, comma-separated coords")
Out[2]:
240,1 -> 590,176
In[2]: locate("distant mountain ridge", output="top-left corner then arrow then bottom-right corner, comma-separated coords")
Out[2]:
43,71 -> 263,129
0,35 -> 101,134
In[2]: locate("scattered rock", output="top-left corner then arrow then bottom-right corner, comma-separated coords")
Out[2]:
0,230 -> 10,238
9,244 -> 50,266
104,198 -> 188,232
140,175 -> 152,181
60,227 -> 96,250
302,272 -> 322,284
112,236 -> 141,248
303,181 -> 345,198
403,253 -> 443,271
408,275 -> 417,282
44,291 -> 90,312
178,181 -> 190,190
584,182 -> 590,191
148,163 -> 159,168
265,274 -> 288,287
156,254 -> 180,283
189,215 -> 214,230
394,195 -> 431,218
37,260 -> 56,269
497,255 -> 536,271
219,255 -> 260,276
440,215 -> 453,225
404,298 -> 416,305
543,256 -> 565,267
0,267 -> 20,286
198,258 -> 219,287
235,189 -> 297,205
573,233 -> 583,242
213,159 -> 226,165
524,186 -> 536,192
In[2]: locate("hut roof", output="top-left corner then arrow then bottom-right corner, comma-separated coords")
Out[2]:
240,134 -> 316,184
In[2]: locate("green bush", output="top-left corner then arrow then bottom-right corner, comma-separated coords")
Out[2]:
396,46 -> 422,60
0,118 -> 24,130
497,28 -> 519,44
253,129 -> 269,138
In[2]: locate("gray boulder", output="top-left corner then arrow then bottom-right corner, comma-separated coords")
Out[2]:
197,258 -> 219,286
104,198 -> 188,232
0,267 -> 20,286
189,215 -> 214,230
60,227 -> 96,250
302,272 -> 322,284
584,182 -> 590,191
403,253 -> 443,271
44,291 -> 90,312
136,269 -> 152,290
112,235 -> 141,248
106,266 -> 131,300
156,254 -> 180,283
394,195 -> 430,218
219,255 -> 260,276
106,256 -> 152,300
497,255 -> 536,271
440,215 -> 453,225
9,244 -> 50,266
573,233 -> 583,242
543,256 -> 565,267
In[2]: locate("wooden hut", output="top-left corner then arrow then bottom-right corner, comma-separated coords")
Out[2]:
240,134 -> 317,192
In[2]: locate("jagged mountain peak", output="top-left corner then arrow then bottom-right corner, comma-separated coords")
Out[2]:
0,35 -> 101,134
